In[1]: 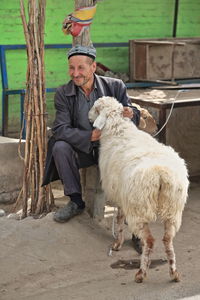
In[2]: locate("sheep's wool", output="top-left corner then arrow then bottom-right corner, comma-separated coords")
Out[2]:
89,97 -> 189,236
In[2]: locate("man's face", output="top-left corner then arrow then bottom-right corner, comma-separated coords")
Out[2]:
68,55 -> 96,87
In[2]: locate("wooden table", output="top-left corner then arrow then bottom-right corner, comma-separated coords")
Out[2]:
130,96 -> 200,144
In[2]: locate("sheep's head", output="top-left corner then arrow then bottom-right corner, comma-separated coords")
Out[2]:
138,108 -> 158,134
131,103 -> 158,135
89,97 -> 123,130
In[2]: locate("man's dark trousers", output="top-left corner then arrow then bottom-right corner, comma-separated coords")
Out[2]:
52,141 -> 98,197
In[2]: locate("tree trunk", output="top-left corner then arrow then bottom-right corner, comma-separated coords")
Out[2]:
73,0 -> 94,46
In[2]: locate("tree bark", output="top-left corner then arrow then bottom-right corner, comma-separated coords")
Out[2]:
73,0 -> 94,46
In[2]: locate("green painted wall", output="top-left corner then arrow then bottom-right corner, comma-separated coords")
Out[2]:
0,0 -> 200,133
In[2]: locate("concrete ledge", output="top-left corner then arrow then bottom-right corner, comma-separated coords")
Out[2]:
0,137 -> 24,204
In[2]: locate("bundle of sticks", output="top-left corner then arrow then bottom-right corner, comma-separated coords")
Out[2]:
15,0 -> 54,218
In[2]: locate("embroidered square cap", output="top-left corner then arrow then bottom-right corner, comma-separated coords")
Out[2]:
68,45 -> 96,60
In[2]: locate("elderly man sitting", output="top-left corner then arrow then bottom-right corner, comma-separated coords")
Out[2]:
42,45 -> 142,254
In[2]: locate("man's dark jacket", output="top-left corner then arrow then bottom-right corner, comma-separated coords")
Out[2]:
42,75 -> 140,186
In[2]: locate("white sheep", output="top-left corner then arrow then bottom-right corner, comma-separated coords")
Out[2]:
88,96 -> 189,283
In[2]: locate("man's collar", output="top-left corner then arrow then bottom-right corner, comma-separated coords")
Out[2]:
64,80 -> 77,96
93,75 -> 97,89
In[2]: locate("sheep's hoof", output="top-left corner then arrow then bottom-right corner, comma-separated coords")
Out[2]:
112,241 -> 122,251
170,270 -> 180,282
135,269 -> 146,283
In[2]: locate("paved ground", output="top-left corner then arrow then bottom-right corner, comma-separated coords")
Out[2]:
0,180 -> 200,300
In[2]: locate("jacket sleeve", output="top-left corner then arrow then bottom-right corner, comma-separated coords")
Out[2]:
115,80 -> 140,126
52,87 -> 92,153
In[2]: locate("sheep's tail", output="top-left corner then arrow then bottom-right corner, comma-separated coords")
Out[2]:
157,165 -> 189,232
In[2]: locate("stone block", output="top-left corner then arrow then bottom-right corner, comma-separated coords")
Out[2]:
0,137 -> 25,204
80,165 -> 105,219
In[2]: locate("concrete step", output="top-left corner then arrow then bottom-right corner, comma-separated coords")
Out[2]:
0,137 -> 25,204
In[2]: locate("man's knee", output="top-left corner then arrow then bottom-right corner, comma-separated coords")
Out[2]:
52,141 -> 74,159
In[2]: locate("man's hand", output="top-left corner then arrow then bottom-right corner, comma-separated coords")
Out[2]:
123,107 -> 134,119
91,129 -> 101,141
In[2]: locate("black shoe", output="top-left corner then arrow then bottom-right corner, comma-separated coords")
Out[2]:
53,201 -> 84,223
132,234 -> 142,254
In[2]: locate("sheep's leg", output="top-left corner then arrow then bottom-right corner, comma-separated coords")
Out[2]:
135,223 -> 155,283
163,220 -> 180,282
111,207 -> 125,251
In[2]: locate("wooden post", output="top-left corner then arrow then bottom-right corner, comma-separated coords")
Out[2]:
73,0 -> 94,47
73,0 -> 105,219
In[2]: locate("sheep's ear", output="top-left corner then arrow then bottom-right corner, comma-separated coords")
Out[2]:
93,111 -> 107,130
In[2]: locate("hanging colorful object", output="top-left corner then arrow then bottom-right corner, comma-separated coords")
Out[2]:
62,5 -> 97,37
